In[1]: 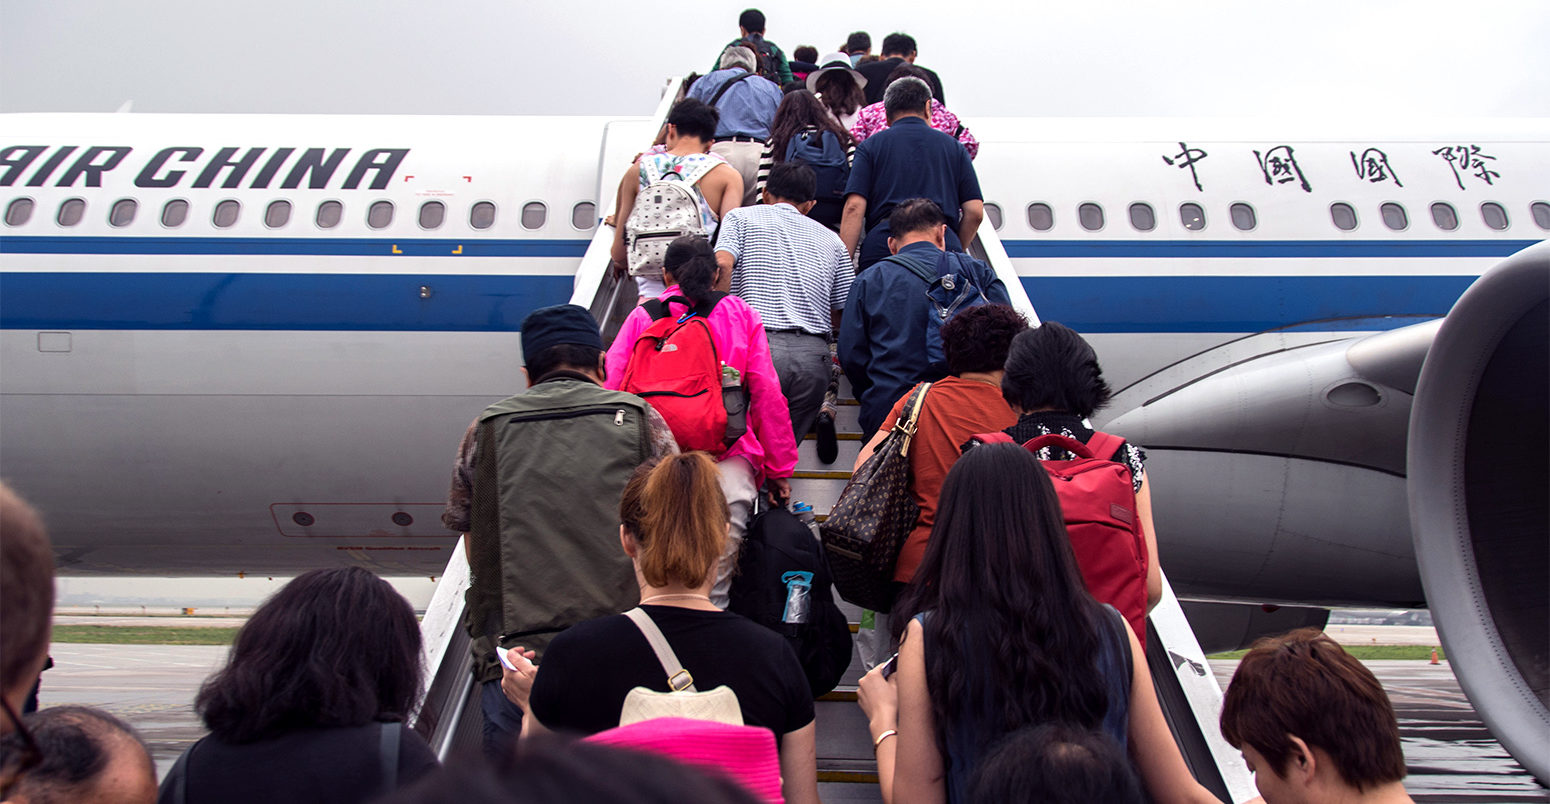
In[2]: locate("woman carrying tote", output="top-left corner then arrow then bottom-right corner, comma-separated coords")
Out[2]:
500,453 -> 819,804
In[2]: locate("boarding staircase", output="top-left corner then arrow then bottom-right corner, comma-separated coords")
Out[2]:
410,78 -> 1257,802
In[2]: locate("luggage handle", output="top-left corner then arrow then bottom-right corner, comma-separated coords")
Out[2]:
1020,433 -> 1096,460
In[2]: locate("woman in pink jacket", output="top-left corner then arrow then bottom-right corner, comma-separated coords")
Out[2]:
606,235 -> 797,608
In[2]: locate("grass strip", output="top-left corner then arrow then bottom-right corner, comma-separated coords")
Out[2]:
1209,645 -> 1445,661
52,625 -> 238,646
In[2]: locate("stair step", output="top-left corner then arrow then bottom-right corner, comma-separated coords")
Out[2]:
795,438 -> 863,472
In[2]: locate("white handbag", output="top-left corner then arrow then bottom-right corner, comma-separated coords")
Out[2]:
617,607 -> 744,727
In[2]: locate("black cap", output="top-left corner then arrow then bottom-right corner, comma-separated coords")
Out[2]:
521,304 -> 603,363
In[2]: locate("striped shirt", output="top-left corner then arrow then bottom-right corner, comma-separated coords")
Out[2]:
716,203 -> 854,337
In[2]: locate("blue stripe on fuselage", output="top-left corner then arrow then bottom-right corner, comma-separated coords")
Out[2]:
0,236 -> 590,258
0,272 -> 576,331
999,239 -> 1537,259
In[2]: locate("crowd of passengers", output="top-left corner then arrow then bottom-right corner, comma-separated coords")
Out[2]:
0,9 -> 1420,804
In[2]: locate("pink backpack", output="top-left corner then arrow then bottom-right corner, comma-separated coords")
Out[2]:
586,717 -> 783,803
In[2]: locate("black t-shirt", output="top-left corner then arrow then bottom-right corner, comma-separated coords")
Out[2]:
858,57 -> 945,104
529,605 -> 815,741
162,722 -> 439,804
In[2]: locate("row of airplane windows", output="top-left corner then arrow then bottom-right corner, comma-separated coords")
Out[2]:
0,196 -> 600,233
5,195 -> 1550,235
987,200 -> 1550,234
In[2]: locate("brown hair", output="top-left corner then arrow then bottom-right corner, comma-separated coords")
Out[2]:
1219,628 -> 1406,790
0,482 -> 54,693
618,454 -> 727,588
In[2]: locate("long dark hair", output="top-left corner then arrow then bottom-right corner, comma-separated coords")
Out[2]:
769,90 -> 853,161
814,70 -> 864,119
661,235 -> 717,307
892,443 -> 1112,757
196,567 -> 423,743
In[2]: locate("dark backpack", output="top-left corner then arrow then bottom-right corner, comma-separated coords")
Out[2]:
883,249 -> 992,376
784,128 -> 849,201
619,294 -> 747,455
971,431 -> 1150,647
737,35 -> 782,84
730,503 -> 854,697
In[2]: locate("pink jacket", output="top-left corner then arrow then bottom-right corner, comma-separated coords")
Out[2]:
606,286 -> 797,482
850,100 -> 980,159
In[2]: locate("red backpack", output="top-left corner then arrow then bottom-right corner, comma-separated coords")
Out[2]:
620,294 -> 738,455
973,431 -> 1150,648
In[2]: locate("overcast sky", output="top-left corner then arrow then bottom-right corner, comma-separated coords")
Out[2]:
4,0 -> 1548,119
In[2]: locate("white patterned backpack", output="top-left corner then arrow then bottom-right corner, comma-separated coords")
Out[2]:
625,156 -> 716,282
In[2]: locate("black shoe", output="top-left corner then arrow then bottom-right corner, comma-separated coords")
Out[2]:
815,413 -> 839,464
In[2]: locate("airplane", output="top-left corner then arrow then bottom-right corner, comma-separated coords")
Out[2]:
1,100 -> 1546,780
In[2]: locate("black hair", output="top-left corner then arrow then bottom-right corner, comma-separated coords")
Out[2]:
883,76 -> 931,118
765,163 -> 816,205
881,32 -> 917,56
666,98 -> 719,143
662,235 -> 716,307
527,343 -> 604,383
793,45 -> 818,63
381,735 -> 761,804
887,197 -> 948,237
1001,322 -> 1113,418
942,304 -> 1028,375
769,90 -> 852,164
892,443 -> 1113,763
884,63 -> 930,92
814,69 -> 865,119
968,724 -> 1144,804
738,8 -> 765,33
0,706 -> 148,798
845,31 -> 871,53
196,567 -> 423,743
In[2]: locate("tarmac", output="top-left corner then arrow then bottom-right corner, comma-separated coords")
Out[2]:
36,635 -> 1549,801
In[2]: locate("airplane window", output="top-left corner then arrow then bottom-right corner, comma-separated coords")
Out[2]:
161,199 -> 189,228
316,200 -> 343,229
419,201 -> 446,230
57,198 -> 86,227
1128,203 -> 1155,232
1330,202 -> 1358,231
1078,203 -> 1104,231
570,201 -> 596,230
1533,202 -> 1550,231
1230,203 -> 1256,231
5,198 -> 34,227
1026,203 -> 1054,231
521,201 -> 547,230
213,200 -> 240,228
983,202 -> 1004,231
367,200 -> 394,230
109,198 -> 138,228
1430,202 -> 1458,231
265,200 -> 292,229
471,201 -> 497,229
1380,202 -> 1408,231
1179,203 -> 1205,231
1480,202 -> 1509,231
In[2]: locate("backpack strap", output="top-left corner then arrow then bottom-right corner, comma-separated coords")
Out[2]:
378,721 -> 400,794
644,299 -> 670,321
969,431 -> 1014,446
881,249 -> 941,285
709,71 -> 756,106
1086,431 -> 1129,465
624,608 -> 698,692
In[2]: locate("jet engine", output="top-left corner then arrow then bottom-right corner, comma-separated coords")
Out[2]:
1105,241 -> 1548,781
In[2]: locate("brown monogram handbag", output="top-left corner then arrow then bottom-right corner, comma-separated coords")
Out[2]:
820,383 -> 931,612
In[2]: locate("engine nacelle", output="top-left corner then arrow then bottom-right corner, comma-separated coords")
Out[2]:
1408,240 -> 1548,783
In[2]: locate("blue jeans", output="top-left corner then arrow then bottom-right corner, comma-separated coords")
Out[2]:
480,679 -> 524,759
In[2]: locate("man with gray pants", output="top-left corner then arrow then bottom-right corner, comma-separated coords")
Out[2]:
715,162 -> 853,446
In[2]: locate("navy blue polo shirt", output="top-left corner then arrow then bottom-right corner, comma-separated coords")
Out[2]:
844,116 -> 982,230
